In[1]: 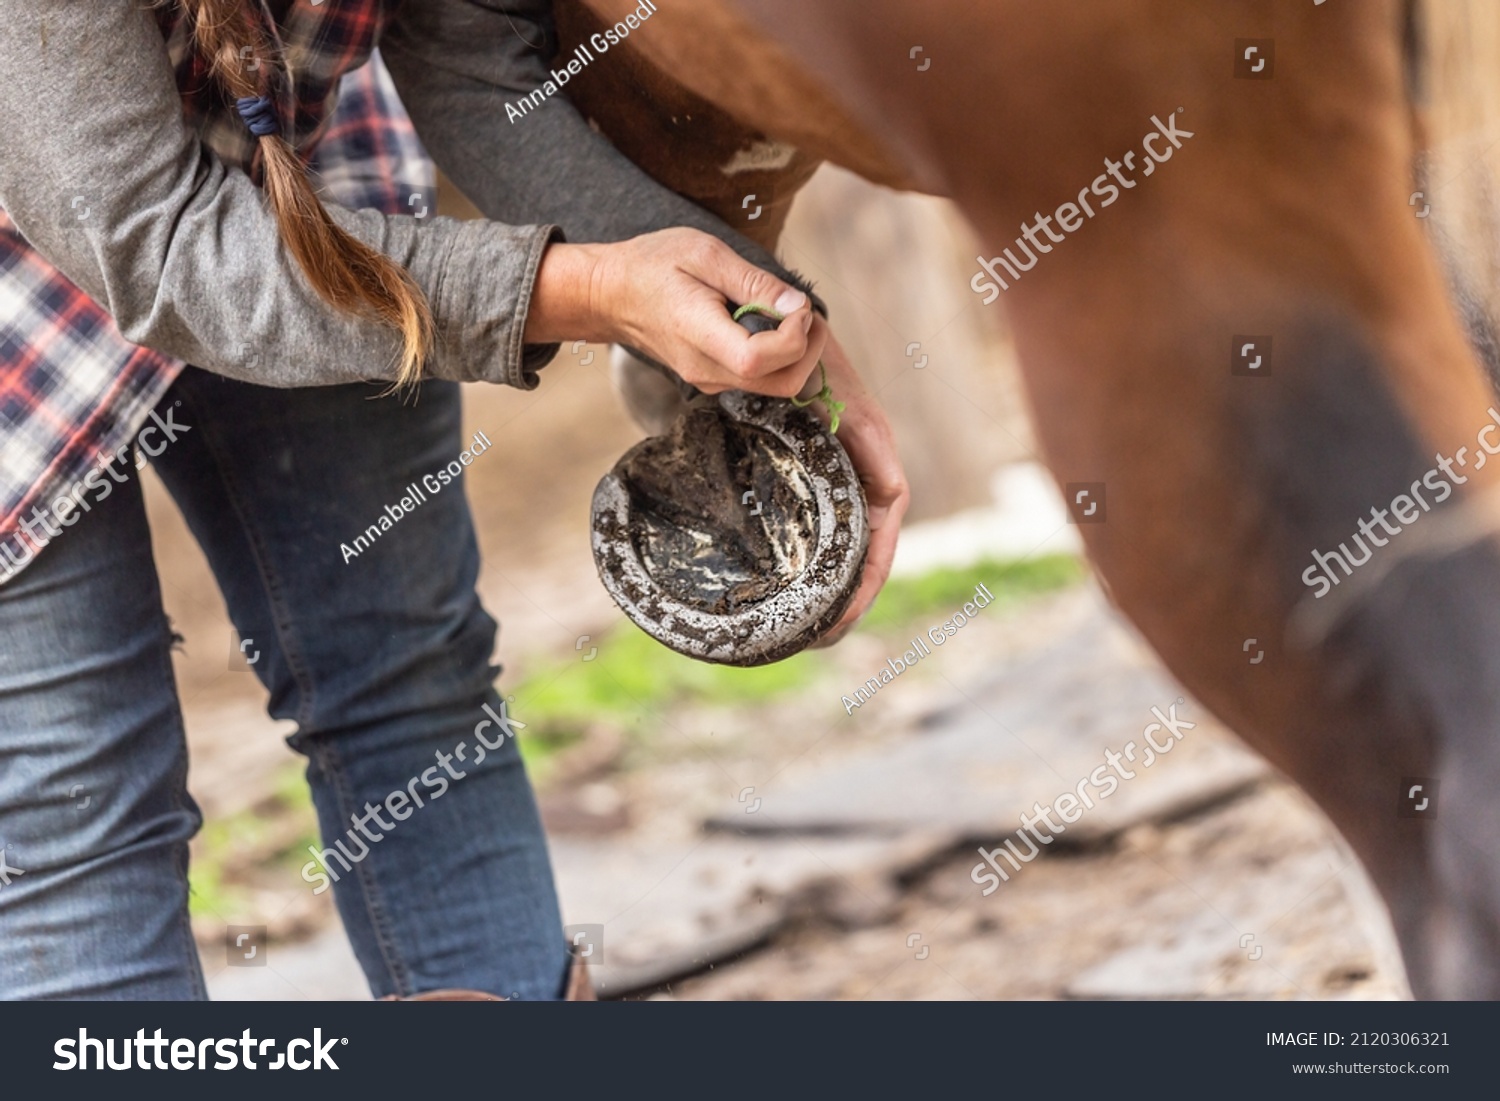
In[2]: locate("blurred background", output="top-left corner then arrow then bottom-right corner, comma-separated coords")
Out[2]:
146,166 -> 1406,1000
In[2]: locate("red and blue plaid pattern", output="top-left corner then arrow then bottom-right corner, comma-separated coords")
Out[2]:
0,2 -> 432,582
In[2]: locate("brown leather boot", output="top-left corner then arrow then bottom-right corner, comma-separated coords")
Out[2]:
381,955 -> 597,1001
563,953 -> 598,1001
381,988 -> 504,1001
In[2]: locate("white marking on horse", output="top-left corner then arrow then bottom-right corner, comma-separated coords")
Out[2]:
720,140 -> 798,175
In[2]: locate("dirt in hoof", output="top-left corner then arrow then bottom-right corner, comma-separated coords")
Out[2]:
617,402 -> 817,615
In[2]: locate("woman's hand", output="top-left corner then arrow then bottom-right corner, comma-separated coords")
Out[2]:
803,329 -> 911,642
524,229 -> 825,398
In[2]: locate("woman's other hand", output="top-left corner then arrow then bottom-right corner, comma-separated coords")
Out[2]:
803,331 -> 910,644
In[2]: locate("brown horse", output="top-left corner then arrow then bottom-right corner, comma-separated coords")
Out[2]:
557,0 -> 1500,999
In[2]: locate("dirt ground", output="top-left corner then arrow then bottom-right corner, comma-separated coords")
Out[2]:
659,780 -> 1400,1001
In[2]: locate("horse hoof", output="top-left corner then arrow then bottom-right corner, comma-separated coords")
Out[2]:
591,391 -> 869,666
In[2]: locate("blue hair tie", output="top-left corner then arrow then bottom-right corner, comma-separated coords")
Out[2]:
235,96 -> 279,138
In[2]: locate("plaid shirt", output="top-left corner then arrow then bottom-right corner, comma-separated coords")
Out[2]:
0,1 -> 432,584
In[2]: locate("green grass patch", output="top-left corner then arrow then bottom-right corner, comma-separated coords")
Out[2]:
512,621 -> 821,730
187,764 -> 317,918
508,554 -> 1083,751
858,553 -> 1083,631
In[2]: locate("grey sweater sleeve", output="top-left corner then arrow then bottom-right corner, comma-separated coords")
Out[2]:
380,0 -> 823,312
0,0 -> 558,390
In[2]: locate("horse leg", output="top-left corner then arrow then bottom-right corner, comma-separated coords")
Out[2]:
735,0 -> 1500,996
555,0 -> 824,250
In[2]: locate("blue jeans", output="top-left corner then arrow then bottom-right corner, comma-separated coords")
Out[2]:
0,369 -> 568,999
